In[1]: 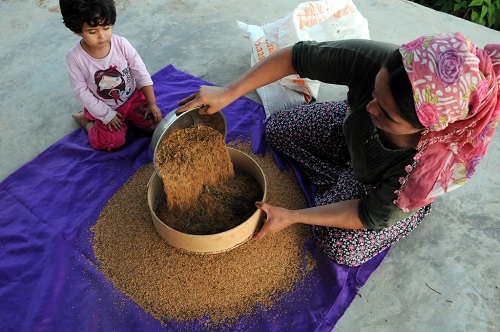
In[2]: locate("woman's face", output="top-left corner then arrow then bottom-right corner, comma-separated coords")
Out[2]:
366,68 -> 422,136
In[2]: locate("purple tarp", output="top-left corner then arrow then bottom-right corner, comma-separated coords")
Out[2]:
0,65 -> 387,332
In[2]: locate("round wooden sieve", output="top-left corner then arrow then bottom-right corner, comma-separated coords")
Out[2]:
147,147 -> 267,254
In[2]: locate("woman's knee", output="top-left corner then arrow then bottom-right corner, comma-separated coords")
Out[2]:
265,112 -> 291,150
265,117 -> 279,148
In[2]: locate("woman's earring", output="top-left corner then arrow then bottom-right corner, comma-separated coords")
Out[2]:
421,129 -> 429,136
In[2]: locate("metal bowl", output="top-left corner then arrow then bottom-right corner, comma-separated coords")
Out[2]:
151,107 -> 227,175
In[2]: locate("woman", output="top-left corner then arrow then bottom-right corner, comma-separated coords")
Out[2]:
175,33 -> 500,266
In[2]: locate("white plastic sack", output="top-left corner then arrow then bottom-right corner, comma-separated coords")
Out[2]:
238,0 -> 370,117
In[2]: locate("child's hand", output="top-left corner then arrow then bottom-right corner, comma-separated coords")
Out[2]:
144,104 -> 162,123
107,113 -> 123,132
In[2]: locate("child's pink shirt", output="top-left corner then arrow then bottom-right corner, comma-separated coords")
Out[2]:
66,35 -> 153,124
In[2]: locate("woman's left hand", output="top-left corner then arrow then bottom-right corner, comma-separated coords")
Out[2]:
252,201 -> 295,240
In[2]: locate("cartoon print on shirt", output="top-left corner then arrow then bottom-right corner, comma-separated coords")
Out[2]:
94,66 -> 133,104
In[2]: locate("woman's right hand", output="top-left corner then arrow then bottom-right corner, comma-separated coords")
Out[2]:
174,85 -> 233,115
174,47 -> 296,116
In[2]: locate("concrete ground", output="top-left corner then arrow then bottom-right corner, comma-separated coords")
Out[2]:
1,0 -> 499,330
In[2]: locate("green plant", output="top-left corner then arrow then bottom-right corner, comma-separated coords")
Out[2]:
410,0 -> 500,30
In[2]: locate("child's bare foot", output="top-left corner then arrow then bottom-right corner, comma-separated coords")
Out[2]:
72,111 -> 93,132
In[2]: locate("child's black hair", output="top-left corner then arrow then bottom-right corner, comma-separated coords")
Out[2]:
60,0 -> 116,33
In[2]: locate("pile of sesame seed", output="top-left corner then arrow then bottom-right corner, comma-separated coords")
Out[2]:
91,143 -> 315,326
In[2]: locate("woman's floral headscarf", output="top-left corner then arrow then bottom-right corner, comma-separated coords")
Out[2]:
395,32 -> 500,212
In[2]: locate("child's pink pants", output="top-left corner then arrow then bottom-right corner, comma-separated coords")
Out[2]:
84,89 -> 157,151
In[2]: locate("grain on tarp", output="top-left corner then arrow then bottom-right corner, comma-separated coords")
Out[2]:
91,143 -> 315,327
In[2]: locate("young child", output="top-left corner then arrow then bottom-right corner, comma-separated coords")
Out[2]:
60,0 -> 162,151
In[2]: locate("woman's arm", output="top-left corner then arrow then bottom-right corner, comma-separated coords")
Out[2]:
253,199 -> 364,240
175,46 -> 296,115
